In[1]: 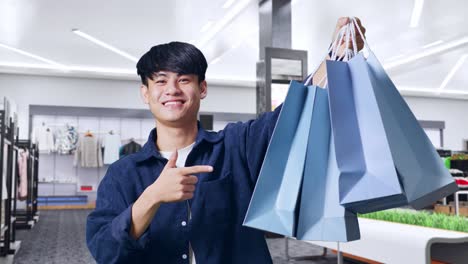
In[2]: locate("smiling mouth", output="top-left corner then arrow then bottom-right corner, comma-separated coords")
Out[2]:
162,100 -> 185,106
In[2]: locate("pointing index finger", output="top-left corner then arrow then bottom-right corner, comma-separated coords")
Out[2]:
180,165 -> 213,175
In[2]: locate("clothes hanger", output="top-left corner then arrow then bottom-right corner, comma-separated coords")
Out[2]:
85,130 -> 93,137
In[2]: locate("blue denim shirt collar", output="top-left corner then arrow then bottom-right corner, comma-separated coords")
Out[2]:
135,121 -> 223,162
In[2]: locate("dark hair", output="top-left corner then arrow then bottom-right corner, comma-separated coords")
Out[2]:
136,42 -> 208,86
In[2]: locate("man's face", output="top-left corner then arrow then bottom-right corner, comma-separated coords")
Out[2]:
140,71 -> 207,127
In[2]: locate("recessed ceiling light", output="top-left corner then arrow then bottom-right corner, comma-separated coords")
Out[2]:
0,43 -> 65,68
223,0 -> 235,9
72,29 -> 138,62
410,0 -> 425,28
438,54 -> 467,93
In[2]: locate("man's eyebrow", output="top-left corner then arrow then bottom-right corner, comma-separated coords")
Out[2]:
153,72 -> 190,78
153,72 -> 168,77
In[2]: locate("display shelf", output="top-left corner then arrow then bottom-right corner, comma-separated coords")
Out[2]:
38,181 -> 77,184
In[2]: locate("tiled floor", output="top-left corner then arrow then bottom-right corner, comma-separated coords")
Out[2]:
12,210 -> 351,264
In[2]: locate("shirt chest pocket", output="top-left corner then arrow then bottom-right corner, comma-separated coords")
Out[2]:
198,171 -> 233,224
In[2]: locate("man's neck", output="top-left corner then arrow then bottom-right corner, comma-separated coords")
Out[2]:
156,121 -> 198,152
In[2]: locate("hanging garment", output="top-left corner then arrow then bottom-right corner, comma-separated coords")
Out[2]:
74,135 -> 103,168
17,149 -> 29,200
120,140 -> 142,158
55,125 -> 78,154
2,145 -> 9,200
33,125 -> 55,153
102,133 -> 122,164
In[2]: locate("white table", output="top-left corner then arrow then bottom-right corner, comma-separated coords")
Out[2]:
306,218 -> 468,264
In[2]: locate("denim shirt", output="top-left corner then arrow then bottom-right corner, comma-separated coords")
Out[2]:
86,106 -> 281,264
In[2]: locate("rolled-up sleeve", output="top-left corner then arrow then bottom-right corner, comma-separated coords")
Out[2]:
86,165 -> 150,263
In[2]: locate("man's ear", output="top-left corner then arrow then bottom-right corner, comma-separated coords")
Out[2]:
140,84 -> 150,104
200,80 -> 208,99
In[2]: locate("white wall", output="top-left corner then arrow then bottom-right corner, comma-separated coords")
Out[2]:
0,73 -> 255,139
2,73 -> 468,151
405,96 -> 468,151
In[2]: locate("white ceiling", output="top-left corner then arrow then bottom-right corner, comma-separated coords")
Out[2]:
0,0 -> 467,97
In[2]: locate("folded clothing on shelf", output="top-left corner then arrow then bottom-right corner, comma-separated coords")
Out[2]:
453,177 -> 468,188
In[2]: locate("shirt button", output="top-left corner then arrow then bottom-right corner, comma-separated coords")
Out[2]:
181,221 -> 187,226
182,254 -> 188,259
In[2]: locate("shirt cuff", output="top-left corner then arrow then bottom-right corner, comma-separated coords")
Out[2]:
111,203 -> 150,250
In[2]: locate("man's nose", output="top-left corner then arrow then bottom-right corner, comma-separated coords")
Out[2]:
164,81 -> 182,95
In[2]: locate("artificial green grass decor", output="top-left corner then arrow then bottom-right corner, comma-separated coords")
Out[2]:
359,209 -> 468,233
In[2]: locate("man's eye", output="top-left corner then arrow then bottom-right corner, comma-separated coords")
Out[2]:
179,79 -> 189,83
156,80 -> 166,84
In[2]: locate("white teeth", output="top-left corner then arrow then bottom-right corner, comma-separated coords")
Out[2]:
164,101 -> 182,106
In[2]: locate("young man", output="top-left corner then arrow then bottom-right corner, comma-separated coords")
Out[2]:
87,17 -> 365,263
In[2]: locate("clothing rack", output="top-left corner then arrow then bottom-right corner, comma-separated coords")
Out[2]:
15,140 -> 39,230
0,110 -> 20,256
11,126 -> 19,245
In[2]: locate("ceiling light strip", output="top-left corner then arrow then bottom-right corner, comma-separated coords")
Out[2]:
72,29 -> 138,62
210,57 -> 222,65
0,43 -> 65,67
201,21 -> 215,33
410,0 -> 425,28
438,54 -> 468,93
422,40 -> 443,49
383,36 -> 468,70
222,0 -> 235,9
0,62 -> 136,74
196,0 -> 254,48
208,27 -> 258,64
399,86 -> 468,95
0,62 -> 64,70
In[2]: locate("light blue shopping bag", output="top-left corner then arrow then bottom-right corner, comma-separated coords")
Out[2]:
365,51 -> 458,209
296,87 -> 360,242
243,81 -> 315,236
327,55 -> 406,213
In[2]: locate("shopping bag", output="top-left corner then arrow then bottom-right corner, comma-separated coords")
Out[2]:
296,87 -> 360,242
327,55 -> 406,213
365,51 -> 458,209
243,81 -> 315,236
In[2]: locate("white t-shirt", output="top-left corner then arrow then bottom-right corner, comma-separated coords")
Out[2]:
33,126 -> 55,153
102,133 -> 121,164
159,142 -> 196,264
159,142 -> 195,168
